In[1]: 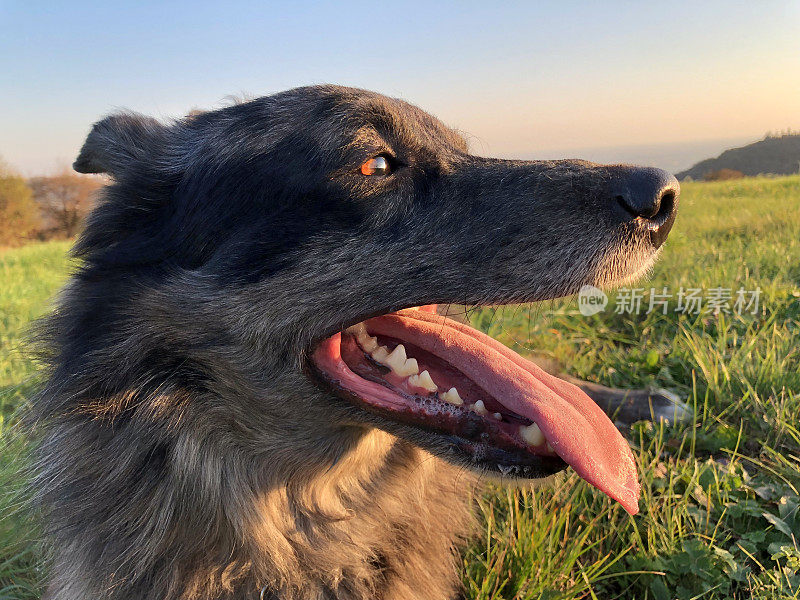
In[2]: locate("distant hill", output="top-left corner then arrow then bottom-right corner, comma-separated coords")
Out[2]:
676,134 -> 800,180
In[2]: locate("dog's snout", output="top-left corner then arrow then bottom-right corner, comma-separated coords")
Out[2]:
608,166 -> 679,248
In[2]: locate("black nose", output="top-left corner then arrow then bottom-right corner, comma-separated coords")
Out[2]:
608,166 -> 679,248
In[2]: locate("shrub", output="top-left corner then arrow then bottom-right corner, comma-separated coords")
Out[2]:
0,160 -> 40,247
703,168 -> 745,181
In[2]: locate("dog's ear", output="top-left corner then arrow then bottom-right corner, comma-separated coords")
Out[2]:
74,113 -> 165,178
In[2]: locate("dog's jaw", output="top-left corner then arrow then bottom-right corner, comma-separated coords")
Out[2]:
309,307 -> 640,515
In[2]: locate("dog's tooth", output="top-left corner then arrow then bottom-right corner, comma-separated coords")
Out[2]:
348,322 -> 379,352
493,412 -> 503,420
358,332 -> 379,353
519,422 -> 545,446
385,344 -> 407,373
418,370 -> 438,391
395,357 -> 419,377
346,322 -> 367,337
439,387 -> 463,406
408,370 -> 437,392
472,400 -> 488,416
546,442 -> 555,453
371,346 -> 390,364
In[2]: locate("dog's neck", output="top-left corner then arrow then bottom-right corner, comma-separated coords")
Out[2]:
42,419 -> 475,600
232,429 -> 476,600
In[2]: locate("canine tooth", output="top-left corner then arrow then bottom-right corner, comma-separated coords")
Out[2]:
546,442 -> 555,453
472,400 -> 488,416
439,387 -> 463,406
408,370 -> 437,392
493,412 -> 502,420
357,332 -> 378,353
395,357 -> 419,377
519,422 -> 545,446
385,344 -> 407,372
371,346 -> 389,364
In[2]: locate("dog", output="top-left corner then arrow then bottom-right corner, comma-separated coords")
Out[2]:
31,85 -> 680,600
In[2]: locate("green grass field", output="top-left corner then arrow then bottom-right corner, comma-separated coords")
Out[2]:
1,178 -> 799,599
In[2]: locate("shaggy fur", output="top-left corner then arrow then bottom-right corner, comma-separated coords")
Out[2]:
30,85 -> 677,600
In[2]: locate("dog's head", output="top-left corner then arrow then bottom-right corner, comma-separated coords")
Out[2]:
70,85 -> 678,514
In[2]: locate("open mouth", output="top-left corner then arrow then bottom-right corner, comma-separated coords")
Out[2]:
310,306 -> 639,515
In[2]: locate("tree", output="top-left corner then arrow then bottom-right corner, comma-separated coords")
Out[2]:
29,170 -> 104,238
0,159 -> 40,246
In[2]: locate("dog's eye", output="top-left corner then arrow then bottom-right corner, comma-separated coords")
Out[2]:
360,155 -> 392,176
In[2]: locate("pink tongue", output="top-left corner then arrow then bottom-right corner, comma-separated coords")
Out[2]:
365,310 -> 640,515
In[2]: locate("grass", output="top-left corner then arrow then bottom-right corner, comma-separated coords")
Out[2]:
1,241 -> 72,597
1,178 -> 799,599
1,241 -> 72,598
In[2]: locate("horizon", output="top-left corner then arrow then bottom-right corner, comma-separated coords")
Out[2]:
2,1 -> 799,175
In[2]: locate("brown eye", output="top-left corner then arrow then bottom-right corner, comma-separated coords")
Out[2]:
360,155 -> 392,176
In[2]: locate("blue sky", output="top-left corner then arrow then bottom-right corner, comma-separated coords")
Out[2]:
2,0 -> 799,174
